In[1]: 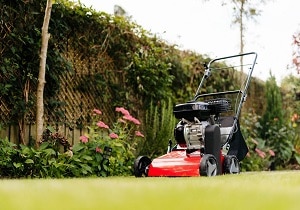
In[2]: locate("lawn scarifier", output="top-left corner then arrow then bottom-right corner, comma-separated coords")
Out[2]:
134,52 -> 258,177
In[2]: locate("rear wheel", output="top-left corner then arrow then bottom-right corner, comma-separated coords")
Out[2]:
224,155 -> 240,174
199,154 -> 218,177
134,156 -> 151,177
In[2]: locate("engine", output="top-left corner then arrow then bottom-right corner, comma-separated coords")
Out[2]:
174,118 -> 210,150
173,99 -> 231,150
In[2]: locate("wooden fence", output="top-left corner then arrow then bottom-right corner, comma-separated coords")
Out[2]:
0,123 -> 87,145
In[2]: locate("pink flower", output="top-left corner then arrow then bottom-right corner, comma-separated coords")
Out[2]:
115,107 -> 130,116
123,115 -> 141,125
95,147 -> 102,153
291,113 -> 298,122
93,109 -> 102,115
255,148 -> 266,159
135,131 -> 144,137
80,135 -> 88,143
115,107 -> 141,125
131,118 -> 141,125
109,133 -> 119,139
269,149 -> 275,157
123,114 -> 133,121
96,121 -> 109,129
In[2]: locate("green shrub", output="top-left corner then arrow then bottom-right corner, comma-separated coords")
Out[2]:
138,99 -> 176,158
16,142 -> 70,178
240,111 -> 275,171
0,138 -> 73,178
263,122 -> 297,168
0,106 -> 145,178
0,138 -> 20,178
258,75 -> 300,169
240,109 -> 300,171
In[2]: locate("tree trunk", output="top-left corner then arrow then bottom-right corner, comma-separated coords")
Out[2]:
36,0 -> 52,147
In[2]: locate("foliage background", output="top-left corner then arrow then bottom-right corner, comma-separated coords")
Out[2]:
0,0 -> 265,127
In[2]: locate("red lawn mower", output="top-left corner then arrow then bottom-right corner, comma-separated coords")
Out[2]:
134,52 -> 258,177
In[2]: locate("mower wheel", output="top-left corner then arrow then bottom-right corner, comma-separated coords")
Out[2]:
134,156 -> 152,177
224,155 -> 240,174
199,154 -> 218,177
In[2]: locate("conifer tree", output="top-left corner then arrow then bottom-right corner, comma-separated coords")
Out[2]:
260,73 -> 284,137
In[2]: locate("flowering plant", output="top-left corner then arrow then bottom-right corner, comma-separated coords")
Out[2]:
241,137 -> 276,171
240,111 -> 276,171
74,107 -> 144,176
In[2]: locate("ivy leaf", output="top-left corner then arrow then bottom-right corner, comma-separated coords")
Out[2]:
46,126 -> 55,133
13,162 -> 22,168
25,159 -> 34,164
82,155 -> 93,161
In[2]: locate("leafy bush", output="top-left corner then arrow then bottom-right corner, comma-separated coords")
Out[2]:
263,121 -> 299,168
0,138 -> 73,178
257,75 -> 300,169
240,111 -> 275,171
0,138 -> 20,178
15,142 -> 71,178
240,111 -> 300,171
0,107 -> 144,178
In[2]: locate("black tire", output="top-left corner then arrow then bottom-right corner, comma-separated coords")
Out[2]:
133,156 -> 152,177
224,155 -> 240,174
199,154 -> 218,177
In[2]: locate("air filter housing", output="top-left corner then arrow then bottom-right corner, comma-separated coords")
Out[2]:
173,102 -> 211,121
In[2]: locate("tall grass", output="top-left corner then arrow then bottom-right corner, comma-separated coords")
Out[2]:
139,99 -> 176,158
0,171 -> 299,210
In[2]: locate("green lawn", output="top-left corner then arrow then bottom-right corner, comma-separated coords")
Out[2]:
0,171 -> 299,210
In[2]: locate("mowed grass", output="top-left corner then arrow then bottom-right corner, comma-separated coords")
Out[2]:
0,171 -> 300,210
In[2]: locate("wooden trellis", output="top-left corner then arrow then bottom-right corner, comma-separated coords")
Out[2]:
0,50 -> 117,144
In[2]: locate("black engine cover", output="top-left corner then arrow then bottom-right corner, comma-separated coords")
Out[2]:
173,101 -> 211,121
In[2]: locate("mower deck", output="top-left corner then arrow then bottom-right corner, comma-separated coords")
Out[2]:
147,149 -> 226,177
148,150 -> 201,177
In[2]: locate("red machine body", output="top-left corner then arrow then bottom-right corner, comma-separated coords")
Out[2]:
148,150 -> 225,177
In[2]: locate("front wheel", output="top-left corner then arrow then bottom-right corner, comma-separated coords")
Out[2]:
199,154 -> 218,177
224,155 -> 240,174
133,156 -> 151,177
